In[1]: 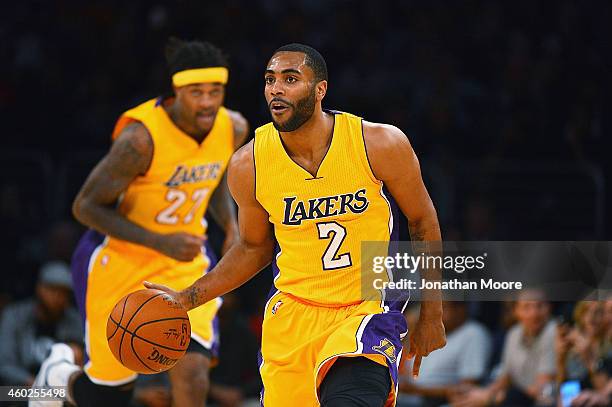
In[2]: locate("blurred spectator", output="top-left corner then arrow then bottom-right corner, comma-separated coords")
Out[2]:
397,301 -> 492,407
450,289 -> 556,407
0,261 -> 82,385
556,301 -> 609,388
487,300 -> 517,371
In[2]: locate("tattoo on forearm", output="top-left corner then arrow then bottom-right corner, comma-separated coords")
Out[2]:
408,220 -> 441,242
187,286 -> 201,308
408,221 -> 427,241
409,220 -> 443,302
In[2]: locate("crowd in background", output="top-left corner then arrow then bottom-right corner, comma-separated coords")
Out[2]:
1,261 -> 610,406
0,1 -> 610,406
397,295 -> 612,407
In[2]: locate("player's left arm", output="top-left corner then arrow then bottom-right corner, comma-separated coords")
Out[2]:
208,110 -> 250,255
363,121 -> 446,376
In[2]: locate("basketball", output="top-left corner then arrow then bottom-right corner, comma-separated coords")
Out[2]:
106,289 -> 191,374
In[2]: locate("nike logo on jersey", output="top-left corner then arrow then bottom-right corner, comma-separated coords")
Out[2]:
165,163 -> 222,187
282,188 -> 369,226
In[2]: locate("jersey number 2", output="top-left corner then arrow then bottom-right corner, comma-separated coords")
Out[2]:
317,221 -> 352,270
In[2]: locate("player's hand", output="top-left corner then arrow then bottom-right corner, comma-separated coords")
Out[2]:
406,316 -> 446,378
153,232 -> 205,261
571,390 -> 610,407
143,281 -> 188,309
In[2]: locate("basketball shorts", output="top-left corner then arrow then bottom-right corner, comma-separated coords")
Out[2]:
259,291 -> 408,406
71,230 -> 221,385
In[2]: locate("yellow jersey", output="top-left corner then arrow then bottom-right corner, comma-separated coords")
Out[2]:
254,111 -> 392,306
108,98 -> 234,257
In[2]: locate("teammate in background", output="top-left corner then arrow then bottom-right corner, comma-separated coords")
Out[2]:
147,43 -> 445,406
30,38 -> 248,407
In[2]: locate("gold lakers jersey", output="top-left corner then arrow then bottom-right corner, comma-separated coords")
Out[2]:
109,98 -> 234,256
254,111 -> 392,306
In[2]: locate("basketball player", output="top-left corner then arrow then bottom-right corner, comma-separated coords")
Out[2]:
146,44 -> 445,406
30,38 -> 248,407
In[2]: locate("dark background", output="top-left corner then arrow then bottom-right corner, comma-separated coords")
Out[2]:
0,0 -> 609,321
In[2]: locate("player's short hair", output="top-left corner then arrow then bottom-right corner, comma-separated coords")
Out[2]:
274,43 -> 328,83
165,37 -> 228,76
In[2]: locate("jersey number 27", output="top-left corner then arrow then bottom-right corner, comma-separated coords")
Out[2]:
156,188 -> 210,225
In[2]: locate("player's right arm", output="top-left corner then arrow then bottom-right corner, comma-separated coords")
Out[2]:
72,123 -> 203,261
145,140 -> 275,309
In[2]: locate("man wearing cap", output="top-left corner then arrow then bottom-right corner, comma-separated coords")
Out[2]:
31,38 -> 248,407
0,261 -> 82,386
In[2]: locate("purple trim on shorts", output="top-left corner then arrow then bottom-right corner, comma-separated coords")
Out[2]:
384,186 -> 400,243
210,313 -> 220,358
204,242 -> 222,357
265,242 -> 281,301
358,311 -> 407,386
383,189 -> 410,313
258,349 -> 265,406
71,229 -> 105,365
71,230 -> 105,329
271,242 -> 280,280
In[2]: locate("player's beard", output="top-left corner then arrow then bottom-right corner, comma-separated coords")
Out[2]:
271,88 -> 316,132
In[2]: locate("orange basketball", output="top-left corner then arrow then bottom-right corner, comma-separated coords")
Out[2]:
106,289 -> 191,374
